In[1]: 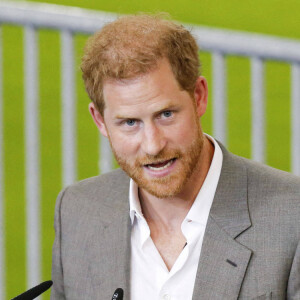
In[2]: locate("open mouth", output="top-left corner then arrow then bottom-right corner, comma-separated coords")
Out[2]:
145,158 -> 176,171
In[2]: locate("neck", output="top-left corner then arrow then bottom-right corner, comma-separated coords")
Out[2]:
139,135 -> 214,228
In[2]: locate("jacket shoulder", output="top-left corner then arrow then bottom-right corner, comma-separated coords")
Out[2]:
232,155 -> 300,226
239,155 -> 300,196
64,168 -> 130,198
57,169 -> 130,219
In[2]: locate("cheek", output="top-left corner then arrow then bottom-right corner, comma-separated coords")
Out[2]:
110,133 -> 140,157
170,118 -> 199,143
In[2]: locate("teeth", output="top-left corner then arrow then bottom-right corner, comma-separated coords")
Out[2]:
148,160 -> 173,171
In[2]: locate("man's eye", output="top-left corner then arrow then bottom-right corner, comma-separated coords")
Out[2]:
162,111 -> 172,118
125,119 -> 136,126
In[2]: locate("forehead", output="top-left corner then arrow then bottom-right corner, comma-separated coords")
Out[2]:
102,59 -> 189,116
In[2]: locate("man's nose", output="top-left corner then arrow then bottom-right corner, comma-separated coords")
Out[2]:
141,123 -> 166,156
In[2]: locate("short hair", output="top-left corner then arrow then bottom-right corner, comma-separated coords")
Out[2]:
81,14 -> 201,115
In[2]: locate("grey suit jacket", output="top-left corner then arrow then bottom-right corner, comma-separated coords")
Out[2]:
51,146 -> 300,299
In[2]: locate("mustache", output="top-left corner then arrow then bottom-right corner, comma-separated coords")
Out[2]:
135,149 -> 181,165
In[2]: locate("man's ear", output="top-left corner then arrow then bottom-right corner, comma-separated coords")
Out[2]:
89,102 -> 108,137
194,76 -> 208,117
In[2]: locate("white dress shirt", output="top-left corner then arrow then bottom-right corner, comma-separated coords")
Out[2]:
130,135 -> 223,300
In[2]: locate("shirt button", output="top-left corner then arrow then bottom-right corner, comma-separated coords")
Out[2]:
163,294 -> 171,300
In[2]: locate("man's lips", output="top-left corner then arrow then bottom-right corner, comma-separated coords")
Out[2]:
144,158 -> 176,171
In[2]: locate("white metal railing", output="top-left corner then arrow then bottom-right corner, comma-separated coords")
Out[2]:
292,64 -> 300,175
0,26 -> 5,300
251,57 -> 265,163
24,24 -> 41,290
0,1 -> 300,299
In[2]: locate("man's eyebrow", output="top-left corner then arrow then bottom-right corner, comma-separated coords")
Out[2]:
114,114 -> 137,120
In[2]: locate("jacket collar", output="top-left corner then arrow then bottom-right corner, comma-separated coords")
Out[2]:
192,144 -> 252,299
87,170 -> 131,299
210,143 -> 251,239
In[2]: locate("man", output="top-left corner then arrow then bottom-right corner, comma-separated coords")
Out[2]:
51,15 -> 300,299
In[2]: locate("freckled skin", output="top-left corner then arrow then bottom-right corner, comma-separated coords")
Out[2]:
89,59 -> 214,269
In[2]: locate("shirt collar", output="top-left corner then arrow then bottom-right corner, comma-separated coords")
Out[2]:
129,179 -> 143,224
129,134 -> 223,225
184,134 -> 223,225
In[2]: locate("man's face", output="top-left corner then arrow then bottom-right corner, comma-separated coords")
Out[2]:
90,59 -> 208,198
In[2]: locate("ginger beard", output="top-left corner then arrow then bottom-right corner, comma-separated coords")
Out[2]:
108,116 -> 204,199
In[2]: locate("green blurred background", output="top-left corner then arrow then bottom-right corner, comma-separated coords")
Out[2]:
2,0 -> 300,298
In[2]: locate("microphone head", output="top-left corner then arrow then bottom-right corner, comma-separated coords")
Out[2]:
112,288 -> 124,300
12,280 -> 53,300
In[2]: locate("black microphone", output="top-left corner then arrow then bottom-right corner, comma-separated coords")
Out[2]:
11,280 -> 53,300
111,288 -> 124,300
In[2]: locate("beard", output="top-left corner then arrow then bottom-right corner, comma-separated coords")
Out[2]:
109,124 -> 204,199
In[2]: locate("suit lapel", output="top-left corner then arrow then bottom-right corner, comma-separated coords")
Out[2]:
193,145 -> 252,299
87,171 -> 131,300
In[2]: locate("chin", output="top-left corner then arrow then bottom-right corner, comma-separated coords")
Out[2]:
136,176 -> 187,199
